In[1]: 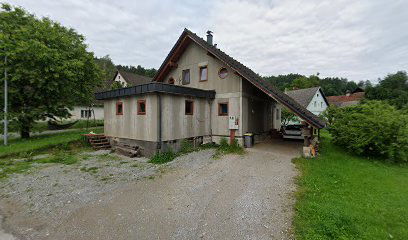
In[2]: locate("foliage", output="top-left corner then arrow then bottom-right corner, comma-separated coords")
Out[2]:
0,4 -> 103,138
320,104 -> 338,126
214,138 -> 245,158
365,71 -> 408,109
149,150 -> 177,164
116,64 -> 157,78
0,129 -> 101,158
0,140 -> 91,178
264,73 -> 360,96
294,131 -> 408,239
290,75 -> 320,89
94,55 -> 117,85
328,101 -> 408,162
281,108 -> 297,126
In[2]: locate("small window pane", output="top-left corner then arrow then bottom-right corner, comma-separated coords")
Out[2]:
168,78 -> 175,84
218,103 -> 228,116
138,100 -> 146,115
182,69 -> 190,85
117,102 -> 123,115
200,66 -> 208,81
185,100 -> 194,115
219,68 -> 228,79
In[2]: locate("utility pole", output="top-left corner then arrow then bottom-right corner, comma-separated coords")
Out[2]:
3,53 -> 7,145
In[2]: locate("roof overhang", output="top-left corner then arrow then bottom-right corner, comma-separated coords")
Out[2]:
95,82 -> 216,100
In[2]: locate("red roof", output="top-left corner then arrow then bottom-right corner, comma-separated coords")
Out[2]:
327,92 -> 365,103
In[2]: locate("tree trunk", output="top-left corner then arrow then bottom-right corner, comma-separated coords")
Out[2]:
20,127 -> 30,139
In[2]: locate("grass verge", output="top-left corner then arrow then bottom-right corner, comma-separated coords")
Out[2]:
149,138 -> 244,164
0,128 -> 102,158
294,131 -> 408,239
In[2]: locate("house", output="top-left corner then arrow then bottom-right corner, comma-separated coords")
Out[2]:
327,87 -> 365,107
109,70 -> 153,87
95,29 -> 325,157
285,87 -> 329,117
67,70 -> 152,120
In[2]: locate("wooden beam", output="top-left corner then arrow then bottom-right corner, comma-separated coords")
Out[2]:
169,61 -> 178,68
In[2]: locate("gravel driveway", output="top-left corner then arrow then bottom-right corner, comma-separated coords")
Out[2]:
1,139 -> 302,240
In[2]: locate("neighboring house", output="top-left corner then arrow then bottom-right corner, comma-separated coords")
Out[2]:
327,88 -> 365,107
285,87 -> 329,118
109,70 -> 153,87
96,29 -> 325,157
67,70 -> 153,121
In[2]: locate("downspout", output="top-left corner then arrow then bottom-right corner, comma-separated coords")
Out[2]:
208,99 -> 213,141
157,93 -> 162,152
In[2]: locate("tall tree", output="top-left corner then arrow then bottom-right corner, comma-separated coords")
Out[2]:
366,71 -> 408,109
0,4 -> 102,138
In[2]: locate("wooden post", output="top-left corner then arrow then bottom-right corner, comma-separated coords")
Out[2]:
229,129 -> 236,144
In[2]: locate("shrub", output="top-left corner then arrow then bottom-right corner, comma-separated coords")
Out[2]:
149,150 -> 178,164
329,101 -> 408,162
214,138 -> 245,158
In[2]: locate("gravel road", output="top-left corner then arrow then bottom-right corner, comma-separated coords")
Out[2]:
0,139 -> 301,240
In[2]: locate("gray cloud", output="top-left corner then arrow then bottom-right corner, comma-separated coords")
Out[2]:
6,0 -> 408,82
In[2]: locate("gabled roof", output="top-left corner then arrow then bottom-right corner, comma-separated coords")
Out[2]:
286,87 -> 329,108
153,29 -> 325,128
327,92 -> 365,106
110,70 -> 152,86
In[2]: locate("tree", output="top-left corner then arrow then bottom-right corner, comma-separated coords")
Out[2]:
0,4 -> 102,138
116,64 -> 157,78
365,71 -> 408,109
290,75 -> 320,89
281,108 -> 297,126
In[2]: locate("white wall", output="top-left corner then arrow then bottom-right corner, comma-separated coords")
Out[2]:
306,90 -> 328,116
114,72 -> 128,87
68,106 -> 104,120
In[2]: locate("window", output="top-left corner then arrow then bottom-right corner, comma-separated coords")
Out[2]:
218,67 -> 228,79
320,102 -> 323,108
314,101 -> 317,107
81,110 -> 92,118
116,101 -> 123,115
185,100 -> 194,115
182,69 -> 190,85
168,77 -> 175,84
199,66 -> 208,81
118,75 -> 120,79
218,102 -> 228,116
137,100 -> 146,115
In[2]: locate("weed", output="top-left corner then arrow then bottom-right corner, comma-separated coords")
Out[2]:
149,150 -> 178,164
213,138 -> 245,159
80,166 -> 99,174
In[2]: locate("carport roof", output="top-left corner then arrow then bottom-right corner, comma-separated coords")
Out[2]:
153,29 -> 326,129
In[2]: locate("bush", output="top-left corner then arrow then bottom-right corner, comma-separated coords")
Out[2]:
149,150 -> 178,164
328,101 -> 408,162
214,138 -> 245,158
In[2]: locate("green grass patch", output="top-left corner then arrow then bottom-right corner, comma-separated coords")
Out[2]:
0,129 -> 102,158
149,150 -> 178,164
1,119 -> 104,134
294,131 -> 408,239
213,138 -> 245,159
80,166 -> 99,174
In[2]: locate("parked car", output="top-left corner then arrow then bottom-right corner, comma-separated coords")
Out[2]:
281,124 -> 303,140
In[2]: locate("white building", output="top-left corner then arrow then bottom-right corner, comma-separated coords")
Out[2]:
285,87 -> 328,124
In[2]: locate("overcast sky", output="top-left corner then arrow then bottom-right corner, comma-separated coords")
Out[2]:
6,0 -> 408,83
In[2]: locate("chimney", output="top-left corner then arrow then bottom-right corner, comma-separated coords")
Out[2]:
206,30 -> 213,45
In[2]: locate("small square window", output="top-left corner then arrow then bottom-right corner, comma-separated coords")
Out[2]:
116,102 -> 123,115
185,100 -> 194,115
182,69 -> 190,85
138,100 -> 146,115
168,77 -> 175,84
199,66 -> 208,81
218,102 -> 228,116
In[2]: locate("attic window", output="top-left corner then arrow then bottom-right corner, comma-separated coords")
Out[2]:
168,77 -> 175,84
185,100 -> 194,115
137,100 -> 146,115
199,66 -> 208,81
182,69 -> 190,85
116,101 -> 123,115
218,68 -> 228,79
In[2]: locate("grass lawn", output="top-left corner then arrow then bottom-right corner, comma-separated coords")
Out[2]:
294,132 -> 408,239
0,128 -> 102,158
